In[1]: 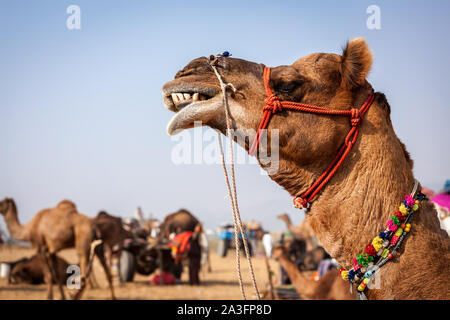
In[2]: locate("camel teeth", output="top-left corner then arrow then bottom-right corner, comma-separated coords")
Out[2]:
171,92 -> 206,105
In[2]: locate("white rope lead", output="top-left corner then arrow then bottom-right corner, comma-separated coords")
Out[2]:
217,134 -> 247,299
209,56 -> 261,300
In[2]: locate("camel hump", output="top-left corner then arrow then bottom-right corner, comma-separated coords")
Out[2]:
96,210 -> 114,219
97,210 -> 108,217
56,200 -> 77,212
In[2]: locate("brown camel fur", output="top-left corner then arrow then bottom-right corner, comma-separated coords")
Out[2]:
159,208 -> 200,239
93,211 -> 132,283
9,253 -> 69,285
0,198 -> 116,300
272,245 -> 354,300
162,38 -> 450,299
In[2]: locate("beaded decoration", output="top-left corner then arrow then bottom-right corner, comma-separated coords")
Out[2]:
336,189 -> 428,295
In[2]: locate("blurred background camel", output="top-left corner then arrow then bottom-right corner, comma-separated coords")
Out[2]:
158,209 -> 207,285
159,208 -> 200,239
0,198 -> 115,299
277,213 -> 318,251
272,245 -> 354,300
272,246 -> 356,300
8,253 -> 69,285
92,211 -> 132,284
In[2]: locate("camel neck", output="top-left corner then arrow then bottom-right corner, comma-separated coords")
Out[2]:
281,216 -> 292,227
270,97 -> 416,266
276,254 -> 316,299
4,202 -> 29,241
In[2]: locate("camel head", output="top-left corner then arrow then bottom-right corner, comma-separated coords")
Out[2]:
272,244 -> 289,261
163,38 -> 373,169
9,263 -> 33,284
0,198 -> 14,216
277,213 -> 290,222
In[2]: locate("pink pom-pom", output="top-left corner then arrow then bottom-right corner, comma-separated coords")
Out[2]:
404,194 -> 415,207
387,220 -> 398,232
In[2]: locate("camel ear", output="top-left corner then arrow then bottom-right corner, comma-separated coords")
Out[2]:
340,37 -> 373,88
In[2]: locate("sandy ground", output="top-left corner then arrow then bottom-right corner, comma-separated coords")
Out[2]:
0,245 -> 281,300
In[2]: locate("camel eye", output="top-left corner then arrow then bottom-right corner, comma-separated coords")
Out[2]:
276,82 -> 297,94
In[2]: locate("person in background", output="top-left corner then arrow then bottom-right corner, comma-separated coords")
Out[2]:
198,229 -> 211,272
187,225 -> 202,285
262,232 -> 273,257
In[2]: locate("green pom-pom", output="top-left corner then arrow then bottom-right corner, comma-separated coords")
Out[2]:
356,253 -> 371,267
391,216 -> 400,225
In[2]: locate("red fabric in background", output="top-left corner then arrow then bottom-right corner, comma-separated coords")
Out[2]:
152,271 -> 175,285
169,231 -> 193,261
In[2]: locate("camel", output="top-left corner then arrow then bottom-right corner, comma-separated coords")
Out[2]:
9,253 -> 69,285
0,198 -> 116,300
277,213 -> 317,251
278,213 -> 327,272
159,209 -> 200,239
159,209 -> 208,280
162,38 -> 450,299
93,211 -> 132,283
272,245 -> 354,300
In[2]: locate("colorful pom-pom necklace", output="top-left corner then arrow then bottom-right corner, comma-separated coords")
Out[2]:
336,180 -> 428,298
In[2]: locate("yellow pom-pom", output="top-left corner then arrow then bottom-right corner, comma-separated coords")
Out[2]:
341,270 -> 349,281
363,278 -> 370,285
372,236 -> 383,252
399,204 -> 408,215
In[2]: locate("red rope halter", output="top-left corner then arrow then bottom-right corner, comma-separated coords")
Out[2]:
249,66 -> 375,209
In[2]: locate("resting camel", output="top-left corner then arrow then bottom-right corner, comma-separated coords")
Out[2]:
9,253 -> 69,285
272,245 -> 354,300
162,38 -> 450,299
0,198 -> 115,300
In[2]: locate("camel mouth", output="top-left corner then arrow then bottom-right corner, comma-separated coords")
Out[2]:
162,84 -> 222,136
170,92 -> 210,110
162,86 -> 218,113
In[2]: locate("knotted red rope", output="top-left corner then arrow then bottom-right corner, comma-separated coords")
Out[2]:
249,66 -> 375,209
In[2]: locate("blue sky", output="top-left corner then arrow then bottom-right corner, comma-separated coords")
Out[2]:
0,0 -> 449,233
